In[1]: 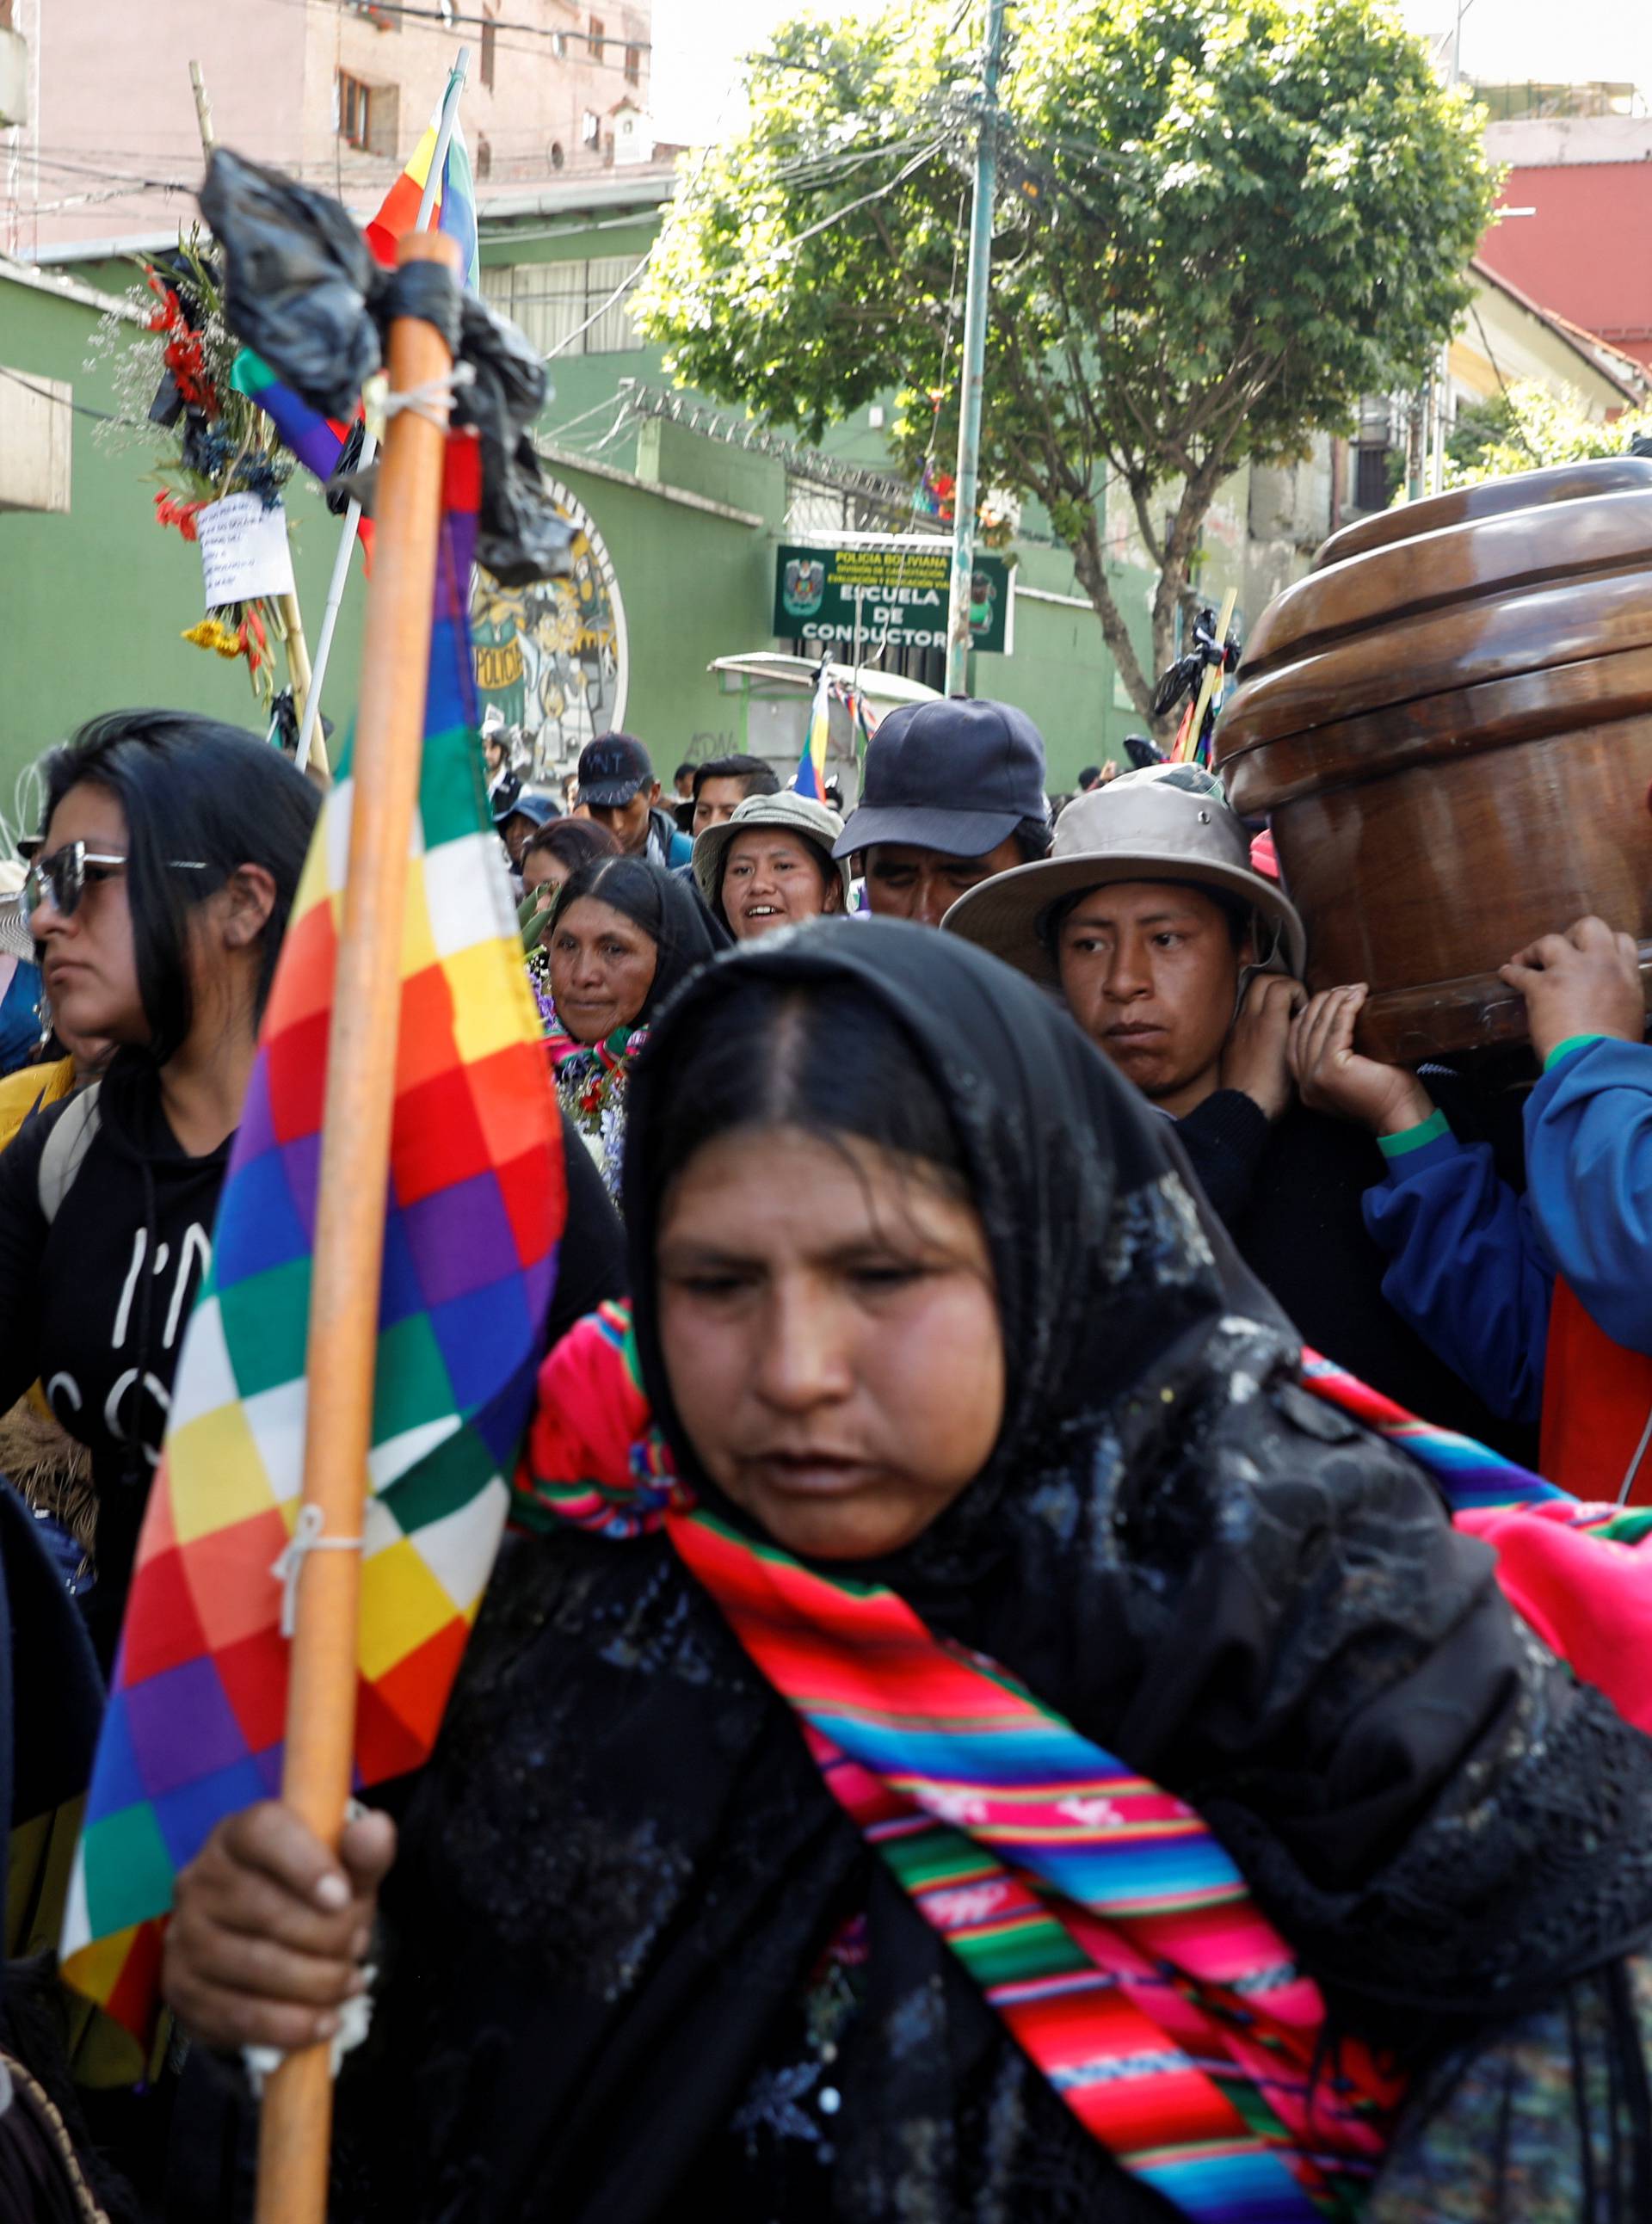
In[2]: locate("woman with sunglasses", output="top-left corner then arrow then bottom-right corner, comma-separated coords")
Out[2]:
0,712 -> 318,1669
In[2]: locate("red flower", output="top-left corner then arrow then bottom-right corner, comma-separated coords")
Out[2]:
153,490 -> 206,542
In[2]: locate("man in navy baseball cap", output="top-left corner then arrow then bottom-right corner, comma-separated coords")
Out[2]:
496,787 -> 560,871
576,732 -> 692,868
834,696 -> 1051,927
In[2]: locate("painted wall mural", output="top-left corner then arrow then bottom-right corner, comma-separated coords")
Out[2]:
471,476 -> 628,778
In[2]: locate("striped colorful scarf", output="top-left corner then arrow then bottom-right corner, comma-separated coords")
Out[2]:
517,1303 -> 1400,2222
1303,1347 -> 1652,1736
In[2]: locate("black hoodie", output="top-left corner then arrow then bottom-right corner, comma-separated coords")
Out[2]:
0,1063 -> 625,1668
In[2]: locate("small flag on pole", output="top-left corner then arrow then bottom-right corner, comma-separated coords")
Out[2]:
794,658 -> 832,801
366,100 -> 480,289
231,76 -> 479,514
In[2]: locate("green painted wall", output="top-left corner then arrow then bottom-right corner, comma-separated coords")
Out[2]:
0,271 -> 367,811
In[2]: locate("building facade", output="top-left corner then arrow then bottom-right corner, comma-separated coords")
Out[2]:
1476,116 -> 1652,374
0,0 -> 650,258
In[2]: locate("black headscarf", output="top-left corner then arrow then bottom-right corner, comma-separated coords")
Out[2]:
621,922 -> 1652,1996
328,921 -> 1652,2224
548,854 -> 727,1030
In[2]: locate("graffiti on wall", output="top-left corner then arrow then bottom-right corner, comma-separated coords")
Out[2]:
471,476 -> 628,778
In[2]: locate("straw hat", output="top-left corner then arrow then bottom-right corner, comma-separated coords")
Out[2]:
693,791 -> 851,915
942,765 -> 1306,983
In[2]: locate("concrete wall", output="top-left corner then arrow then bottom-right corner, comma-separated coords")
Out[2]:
1450,271 -> 1640,412
5,0 -> 307,256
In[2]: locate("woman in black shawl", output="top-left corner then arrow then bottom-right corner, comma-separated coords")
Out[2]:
164,921 -> 1652,2220
536,853 -> 725,1202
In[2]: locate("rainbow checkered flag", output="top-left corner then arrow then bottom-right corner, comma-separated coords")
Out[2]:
794,657 -> 832,801
59,430 -> 564,2073
366,91 -> 479,290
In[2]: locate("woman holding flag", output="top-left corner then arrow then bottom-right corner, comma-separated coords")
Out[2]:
164,922 -> 1652,2221
0,713 -> 318,1669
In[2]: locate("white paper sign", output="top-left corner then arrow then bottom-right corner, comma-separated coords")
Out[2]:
197,495 -> 296,609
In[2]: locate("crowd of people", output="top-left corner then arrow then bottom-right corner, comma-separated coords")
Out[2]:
4,676 -> 1652,2221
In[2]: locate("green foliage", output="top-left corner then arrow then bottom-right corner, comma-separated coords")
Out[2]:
1442,380 -> 1652,486
638,0 -> 1497,713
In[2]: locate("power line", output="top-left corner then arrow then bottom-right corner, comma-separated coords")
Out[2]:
0,361 -> 144,426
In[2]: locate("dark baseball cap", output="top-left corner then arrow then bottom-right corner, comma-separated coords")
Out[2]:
577,732 -> 655,807
834,697 -> 1047,860
501,789 -> 560,830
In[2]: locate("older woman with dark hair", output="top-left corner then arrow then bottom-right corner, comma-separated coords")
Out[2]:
169,922 -> 1652,2223
539,853 -> 726,1199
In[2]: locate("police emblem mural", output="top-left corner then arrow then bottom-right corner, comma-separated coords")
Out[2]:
472,477 -> 629,776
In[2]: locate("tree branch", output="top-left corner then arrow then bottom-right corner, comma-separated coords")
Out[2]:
1070,507 -> 1155,722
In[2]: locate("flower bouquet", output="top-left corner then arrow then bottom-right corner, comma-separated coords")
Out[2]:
88,230 -> 306,712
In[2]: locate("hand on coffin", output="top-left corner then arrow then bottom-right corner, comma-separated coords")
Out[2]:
1220,970 -> 1306,1122
163,1800 -> 397,2054
1500,917 -> 1644,1064
1289,984 -> 1434,1137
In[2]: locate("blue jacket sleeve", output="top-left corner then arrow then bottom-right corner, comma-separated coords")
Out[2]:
1523,1037 -> 1652,1355
1360,1118 -> 1551,1424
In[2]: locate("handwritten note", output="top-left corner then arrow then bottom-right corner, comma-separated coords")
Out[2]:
198,495 -> 295,609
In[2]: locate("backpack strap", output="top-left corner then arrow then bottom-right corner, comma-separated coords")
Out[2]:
37,1082 -> 102,1227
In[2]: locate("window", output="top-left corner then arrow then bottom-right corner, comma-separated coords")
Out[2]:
337,71 -> 373,150
507,262 -> 591,357
475,132 -> 492,180
480,15 -> 496,89
589,14 -> 605,63
552,29 -> 567,58
1353,444 -> 1391,513
624,44 -> 640,85
583,255 -> 642,353
582,108 -> 601,146
367,81 -> 399,158
485,259 -> 644,360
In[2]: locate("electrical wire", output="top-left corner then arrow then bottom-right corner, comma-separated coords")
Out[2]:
779,139 -> 950,256
0,361 -> 145,426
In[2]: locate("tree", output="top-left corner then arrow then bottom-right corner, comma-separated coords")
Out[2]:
1443,380 -> 1652,487
637,0 -> 1496,724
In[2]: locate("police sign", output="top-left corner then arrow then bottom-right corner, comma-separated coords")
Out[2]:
774,542 -> 1013,656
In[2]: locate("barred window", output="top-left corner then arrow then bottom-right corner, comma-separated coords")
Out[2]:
583,256 -> 643,354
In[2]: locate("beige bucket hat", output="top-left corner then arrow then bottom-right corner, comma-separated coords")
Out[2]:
693,790 -> 851,921
941,765 -> 1306,983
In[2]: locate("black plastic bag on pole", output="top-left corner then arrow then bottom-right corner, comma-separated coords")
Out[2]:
199,148 -> 573,584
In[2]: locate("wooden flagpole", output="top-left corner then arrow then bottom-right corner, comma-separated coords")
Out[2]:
251,225 -> 462,2224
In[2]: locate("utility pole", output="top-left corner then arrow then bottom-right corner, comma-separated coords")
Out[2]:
944,0 -> 1008,697
1429,0 -> 1476,496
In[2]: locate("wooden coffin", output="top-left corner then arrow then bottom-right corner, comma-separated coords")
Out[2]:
1216,456 -> 1652,1063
